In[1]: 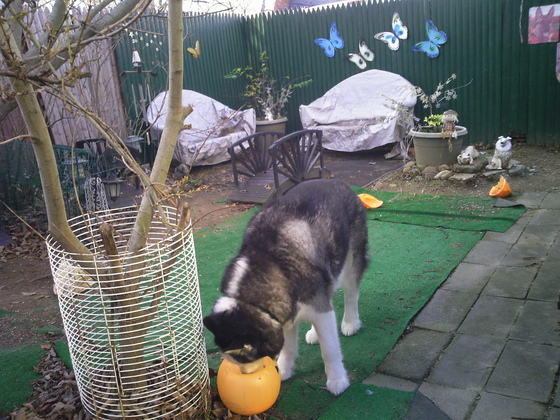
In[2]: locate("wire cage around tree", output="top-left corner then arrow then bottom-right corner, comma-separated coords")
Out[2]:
46,205 -> 210,419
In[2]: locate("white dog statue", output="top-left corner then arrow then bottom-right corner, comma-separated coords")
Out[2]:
457,145 -> 480,165
487,136 -> 513,170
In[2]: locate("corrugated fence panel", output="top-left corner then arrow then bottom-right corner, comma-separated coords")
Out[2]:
114,0 -> 560,145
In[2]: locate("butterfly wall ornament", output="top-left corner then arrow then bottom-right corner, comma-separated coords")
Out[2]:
187,40 -> 201,59
412,20 -> 447,58
314,22 -> 345,58
374,12 -> 408,51
345,37 -> 374,70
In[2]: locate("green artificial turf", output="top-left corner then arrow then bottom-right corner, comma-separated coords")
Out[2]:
0,344 -> 44,412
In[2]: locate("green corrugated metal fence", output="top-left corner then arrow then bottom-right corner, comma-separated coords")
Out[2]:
115,0 -> 560,145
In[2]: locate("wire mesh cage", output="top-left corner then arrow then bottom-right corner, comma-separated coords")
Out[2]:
46,205 -> 210,419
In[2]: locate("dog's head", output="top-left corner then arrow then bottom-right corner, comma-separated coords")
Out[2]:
203,296 -> 284,364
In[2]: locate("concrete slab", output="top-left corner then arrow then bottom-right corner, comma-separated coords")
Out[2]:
540,192 -> 560,209
375,329 -> 452,382
457,295 -> 523,338
527,260 -> 560,302
500,243 -> 549,267
427,334 -> 504,390
461,240 -> 512,266
482,220 -> 527,244
549,407 -> 560,420
403,391 -> 452,420
516,192 -> 546,208
412,289 -> 478,332
362,373 -> 418,392
528,208 -> 560,225
418,382 -> 478,420
517,223 -> 560,246
510,300 -> 560,345
469,392 -> 546,420
485,341 -> 560,403
481,265 -> 537,299
441,263 -> 496,293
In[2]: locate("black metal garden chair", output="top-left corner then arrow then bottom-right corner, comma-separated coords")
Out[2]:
227,129 -> 330,204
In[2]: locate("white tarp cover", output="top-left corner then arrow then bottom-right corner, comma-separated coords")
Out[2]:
299,70 -> 417,153
147,90 -> 255,166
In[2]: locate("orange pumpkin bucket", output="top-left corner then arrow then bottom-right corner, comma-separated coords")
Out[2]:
358,193 -> 384,209
217,357 -> 281,416
489,175 -> 512,198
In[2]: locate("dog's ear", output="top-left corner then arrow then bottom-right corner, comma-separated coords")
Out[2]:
203,314 -> 217,334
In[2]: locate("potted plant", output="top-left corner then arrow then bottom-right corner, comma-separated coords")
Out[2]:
409,74 -> 470,166
225,51 -> 312,134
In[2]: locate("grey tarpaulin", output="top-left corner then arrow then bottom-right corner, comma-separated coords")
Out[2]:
147,90 -> 255,167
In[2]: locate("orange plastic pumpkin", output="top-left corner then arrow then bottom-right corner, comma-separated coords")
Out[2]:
217,357 -> 281,416
358,193 -> 383,209
489,175 -> 512,198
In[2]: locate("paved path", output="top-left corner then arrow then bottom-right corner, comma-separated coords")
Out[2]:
365,192 -> 560,420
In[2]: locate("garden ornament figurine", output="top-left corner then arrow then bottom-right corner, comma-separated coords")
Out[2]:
441,110 -> 458,138
457,145 -> 480,165
487,136 -> 513,170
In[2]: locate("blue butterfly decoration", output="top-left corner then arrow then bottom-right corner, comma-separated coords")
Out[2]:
412,19 -> 447,58
314,22 -> 345,58
374,12 -> 408,51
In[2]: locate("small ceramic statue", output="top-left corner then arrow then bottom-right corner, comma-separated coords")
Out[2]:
442,110 -> 459,138
487,136 -> 513,170
457,145 -> 480,165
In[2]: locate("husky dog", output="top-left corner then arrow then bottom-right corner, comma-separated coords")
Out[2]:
203,179 -> 369,395
457,145 -> 480,165
487,136 -> 513,170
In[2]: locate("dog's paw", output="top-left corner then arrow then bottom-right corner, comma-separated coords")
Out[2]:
341,319 -> 361,337
305,326 -> 319,345
276,357 -> 294,381
326,374 -> 350,395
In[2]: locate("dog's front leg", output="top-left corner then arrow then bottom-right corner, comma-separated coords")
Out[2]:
277,322 -> 298,380
314,310 -> 350,395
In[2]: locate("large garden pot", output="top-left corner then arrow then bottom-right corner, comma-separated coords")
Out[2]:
411,126 -> 468,166
255,117 -> 287,135
46,205 -> 210,419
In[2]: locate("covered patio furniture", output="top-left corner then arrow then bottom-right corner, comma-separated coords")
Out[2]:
299,69 -> 417,158
146,90 -> 256,167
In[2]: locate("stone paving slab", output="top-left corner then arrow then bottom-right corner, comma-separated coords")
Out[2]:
469,392 -> 547,420
528,260 -> 560,302
412,289 -> 478,332
461,240 -> 513,266
482,220 -> 527,243
440,262 -> 496,293
374,329 -> 452,382
427,334 -> 504,390
510,300 -> 560,345
517,223 -> 560,245
403,392 -> 452,420
540,192 -> 560,209
500,242 -> 549,267
417,382 -> 478,420
529,208 -> 560,225
515,192 -> 546,208
481,265 -> 537,299
485,340 -> 560,403
457,295 -> 523,338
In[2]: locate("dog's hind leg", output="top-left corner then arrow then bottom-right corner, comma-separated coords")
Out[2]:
313,310 -> 350,395
341,249 -> 365,337
277,322 -> 299,380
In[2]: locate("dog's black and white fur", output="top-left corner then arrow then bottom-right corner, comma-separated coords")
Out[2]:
203,179 -> 369,395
